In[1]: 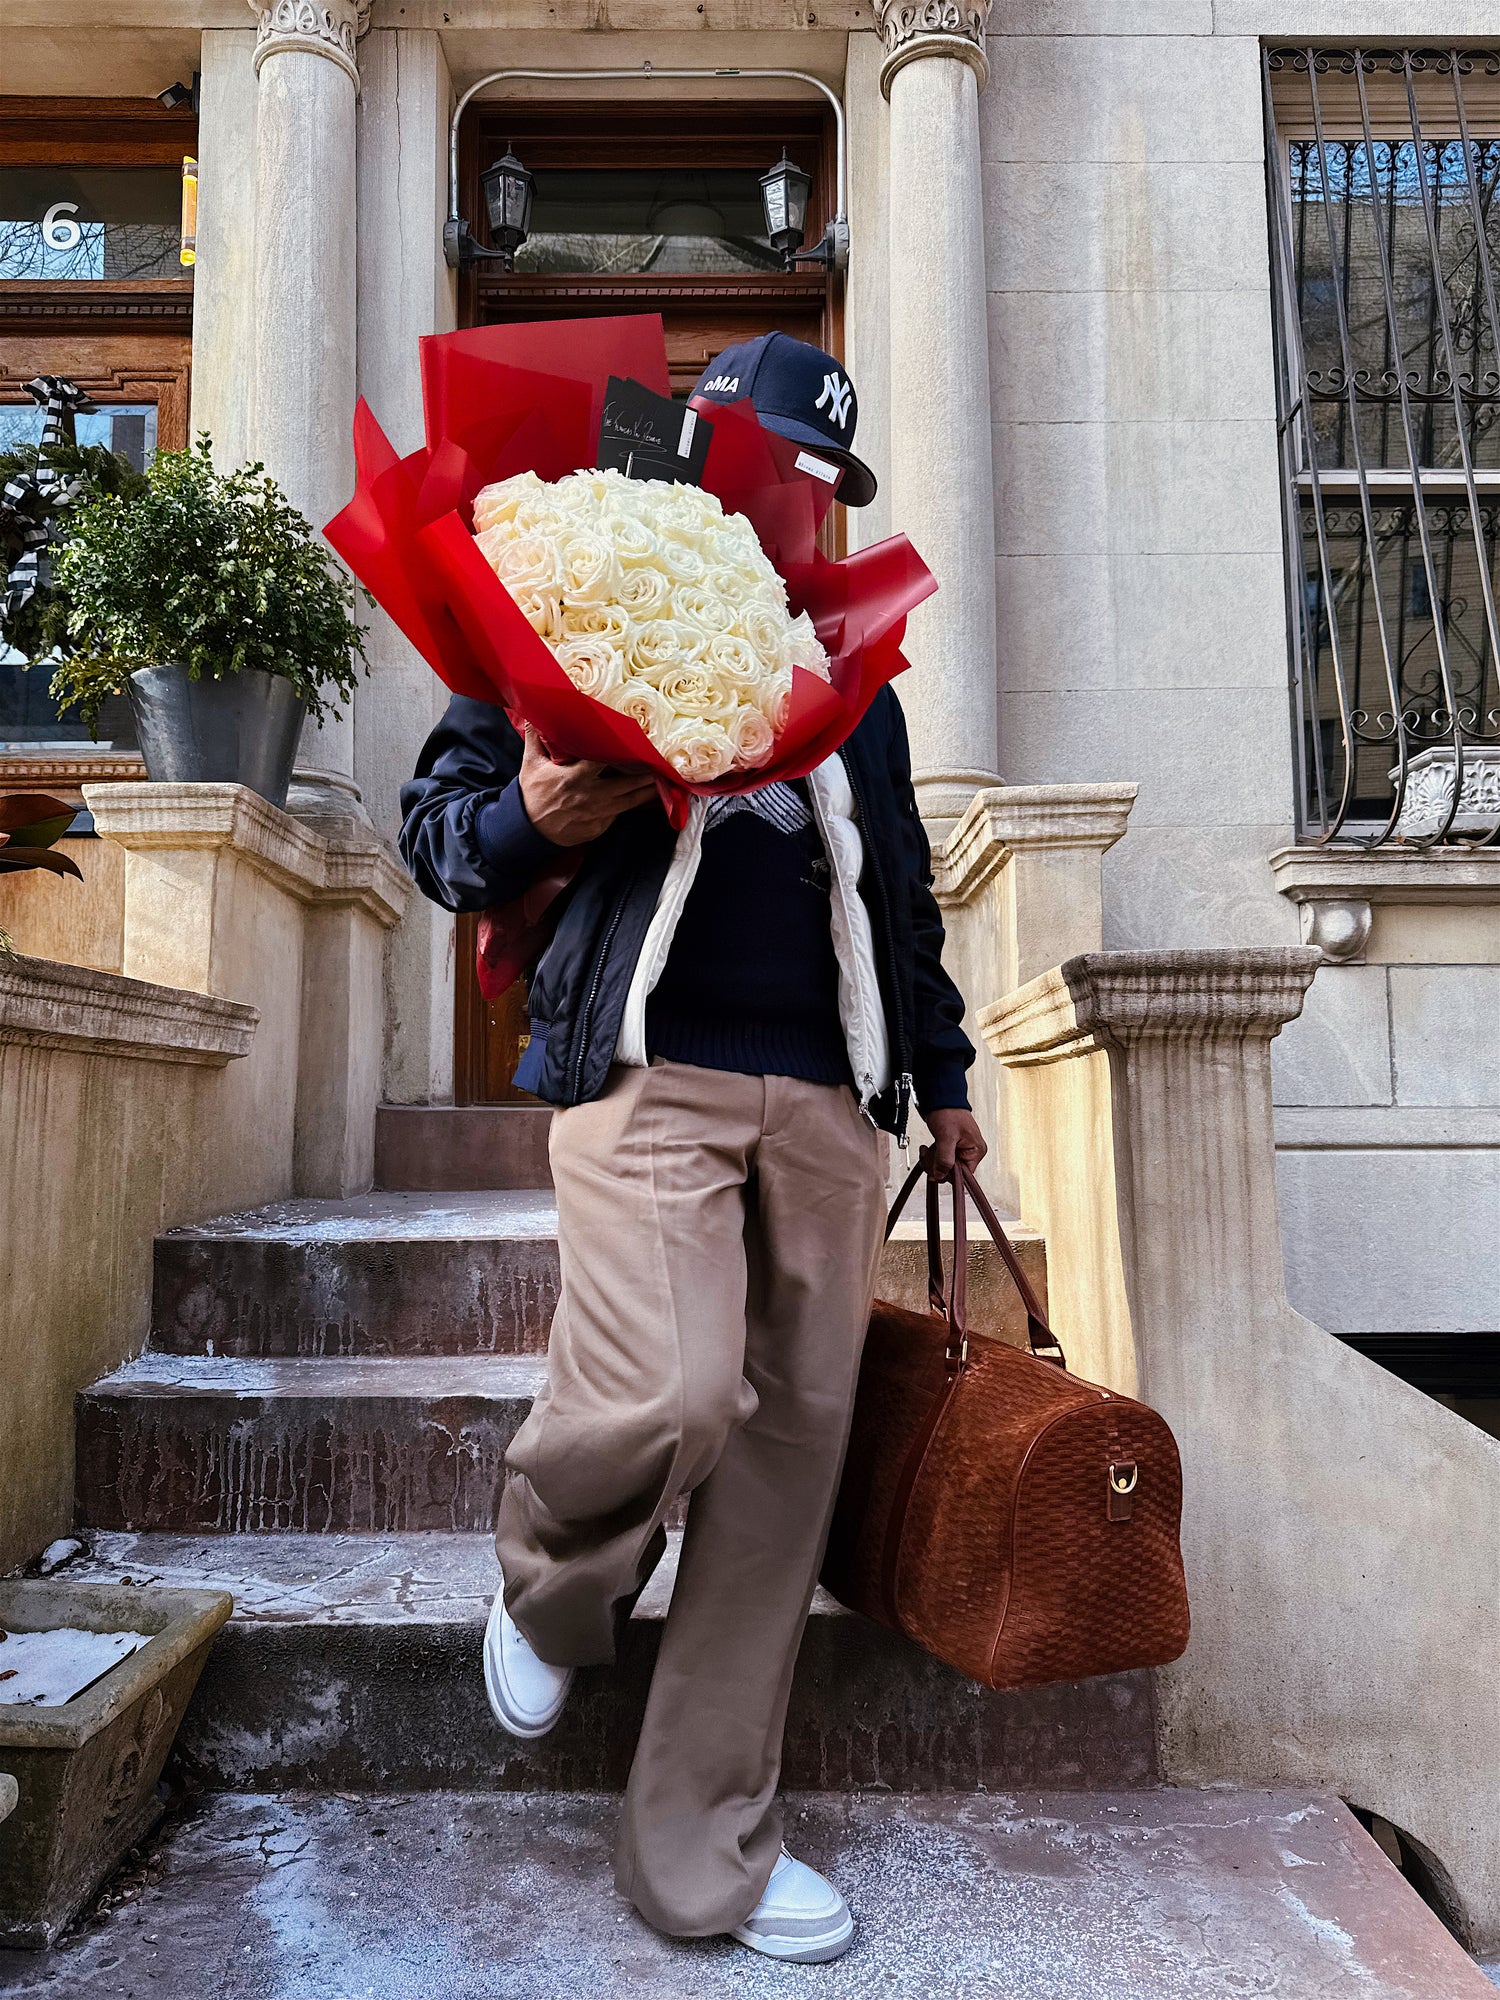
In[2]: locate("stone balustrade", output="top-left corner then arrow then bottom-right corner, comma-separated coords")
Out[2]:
980,946 -> 1500,1955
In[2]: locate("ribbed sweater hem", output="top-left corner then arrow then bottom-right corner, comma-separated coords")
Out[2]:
646,1011 -> 853,1088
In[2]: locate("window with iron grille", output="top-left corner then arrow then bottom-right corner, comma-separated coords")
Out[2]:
1265,47 -> 1500,844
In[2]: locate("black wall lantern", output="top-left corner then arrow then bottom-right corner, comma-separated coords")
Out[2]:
759,150 -> 845,270
480,147 -> 535,268
443,144 -> 535,269
759,153 -> 811,265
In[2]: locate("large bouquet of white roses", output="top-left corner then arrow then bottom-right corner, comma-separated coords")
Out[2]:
471,466 -> 830,785
326,312 -> 934,989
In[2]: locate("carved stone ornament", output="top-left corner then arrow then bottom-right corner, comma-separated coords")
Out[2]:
248,0 -> 367,84
1392,743 -> 1500,840
875,0 -> 992,97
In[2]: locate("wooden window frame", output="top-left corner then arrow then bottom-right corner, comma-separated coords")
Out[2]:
459,99 -> 840,377
1,97 -> 198,792
0,96 -> 197,339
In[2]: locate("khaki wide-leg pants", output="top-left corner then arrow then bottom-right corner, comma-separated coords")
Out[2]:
495,1058 -> 887,1936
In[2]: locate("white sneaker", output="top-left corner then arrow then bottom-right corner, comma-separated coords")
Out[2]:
482,1582 -> 573,1740
731,1848 -> 855,1963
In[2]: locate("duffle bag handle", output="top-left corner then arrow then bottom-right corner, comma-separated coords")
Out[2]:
885,1157 -> 1066,1371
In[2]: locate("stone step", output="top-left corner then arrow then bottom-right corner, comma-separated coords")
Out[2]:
151,1193 -> 563,1359
61,1530 -> 1158,1795
3,1788 -> 1490,1999
75,1354 -> 546,1534
375,1104 -> 554,1191
148,1191 -> 1048,1358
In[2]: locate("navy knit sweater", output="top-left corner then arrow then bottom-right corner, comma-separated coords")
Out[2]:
645,785 -> 851,1087
480,779 -> 853,1088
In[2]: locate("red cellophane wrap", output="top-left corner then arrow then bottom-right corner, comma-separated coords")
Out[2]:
325,314 -> 936,995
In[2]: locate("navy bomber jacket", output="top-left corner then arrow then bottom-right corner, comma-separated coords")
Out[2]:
399,686 -> 974,1143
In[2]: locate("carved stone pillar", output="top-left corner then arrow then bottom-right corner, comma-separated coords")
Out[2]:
246,0 -> 366,823
877,0 -> 1001,837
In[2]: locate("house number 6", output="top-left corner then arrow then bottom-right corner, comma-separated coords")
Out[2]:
42,202 -> 82,250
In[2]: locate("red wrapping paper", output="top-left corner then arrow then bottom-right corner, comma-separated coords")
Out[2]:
325,314 -> 936,994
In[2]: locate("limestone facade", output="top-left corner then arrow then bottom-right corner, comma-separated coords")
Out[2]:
4,0 -> 1496,1427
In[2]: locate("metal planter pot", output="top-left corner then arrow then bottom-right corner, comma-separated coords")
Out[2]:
126,665 -> 307,810
0,1580 -> 232,1947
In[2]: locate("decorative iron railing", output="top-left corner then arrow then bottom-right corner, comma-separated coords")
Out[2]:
1265,47 -> 1500,844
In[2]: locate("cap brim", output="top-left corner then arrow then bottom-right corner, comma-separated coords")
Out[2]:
755,413 -> 878,508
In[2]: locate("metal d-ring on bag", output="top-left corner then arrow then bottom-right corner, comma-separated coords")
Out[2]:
821,1160 -> 1191,1691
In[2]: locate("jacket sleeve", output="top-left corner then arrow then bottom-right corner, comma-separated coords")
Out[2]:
398,695 -> 562,914
881,689 -> 976,1115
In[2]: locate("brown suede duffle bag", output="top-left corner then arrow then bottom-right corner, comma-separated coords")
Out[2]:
821,1161 -> 1190,1690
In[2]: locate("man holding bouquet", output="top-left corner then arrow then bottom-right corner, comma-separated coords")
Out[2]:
400,333 -> 985,1965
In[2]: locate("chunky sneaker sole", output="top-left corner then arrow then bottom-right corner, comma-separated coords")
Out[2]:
482,1584 -> 573,1740
731,1914 -> 856,1964
730,1850 -> 856,1963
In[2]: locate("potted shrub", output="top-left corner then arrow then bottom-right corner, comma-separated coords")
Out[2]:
48,439 -> 367,810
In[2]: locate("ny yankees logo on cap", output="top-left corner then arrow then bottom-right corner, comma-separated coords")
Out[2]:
816,372 -> 853,430
689,333 -> 877,507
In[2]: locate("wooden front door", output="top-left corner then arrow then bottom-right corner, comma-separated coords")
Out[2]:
452,97 -> 840,1104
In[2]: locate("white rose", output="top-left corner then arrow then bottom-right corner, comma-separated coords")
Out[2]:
609,514 -> 663,570
658,537 -> 706,584
652,664 -> 737,722
482,531 -> 560,592
472,470 -> 544,532
558,530 -> 620,606
784,609 -> 832,681
627,619 -> 703,679
727,703 -> 777,769
617,567 -> 672,620
737,602 -> 785,663
659,717 -> 736,783
701,633 -> 763,691
704,564 -> 753,609
512,584 -> 563,642
604,678 -> 675,747
752,665 -> 793,732
563,602 -> 631,646
673,586 -> 736,636
554,634 -> 624,700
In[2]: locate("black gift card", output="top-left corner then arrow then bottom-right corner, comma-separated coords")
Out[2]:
597,376 -> 713,485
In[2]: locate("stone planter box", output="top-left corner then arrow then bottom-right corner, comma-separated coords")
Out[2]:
0,1579 -> 232,1947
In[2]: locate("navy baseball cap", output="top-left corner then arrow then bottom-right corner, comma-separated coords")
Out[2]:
692,332 -> 877,508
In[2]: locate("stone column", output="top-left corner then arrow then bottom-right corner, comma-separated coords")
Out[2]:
877,0 -> 1002,836
246,0 -> 365,829
355,29 -> 459,1103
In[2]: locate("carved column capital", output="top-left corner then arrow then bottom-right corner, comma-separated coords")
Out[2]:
875,0 -> 993,98
248,0 -> 367,85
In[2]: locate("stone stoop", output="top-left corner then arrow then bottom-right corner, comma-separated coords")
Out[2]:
1,1788 -> 1492,1999
66,1160 -> 1071,1800
65,1529 -> 1157,1796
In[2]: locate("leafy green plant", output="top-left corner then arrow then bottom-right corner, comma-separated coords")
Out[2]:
49,438 -> 368,734
0,436 -> 146,662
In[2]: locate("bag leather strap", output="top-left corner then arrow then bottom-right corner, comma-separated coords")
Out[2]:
884,1158 -> 1065,1370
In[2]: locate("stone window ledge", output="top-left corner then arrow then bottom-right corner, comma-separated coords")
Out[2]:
0,955 -> 258,1066
1268,845 -> 1500,963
